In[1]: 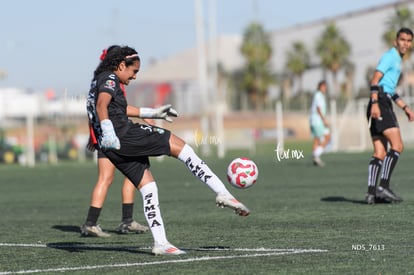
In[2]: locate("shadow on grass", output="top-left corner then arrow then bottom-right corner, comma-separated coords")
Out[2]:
51,225 -> 146,236
320,196 -> 392,204
46,242 -> 152,255
46,242 -> 230,255
183,246 -> 231,251
52,225 -> 80,233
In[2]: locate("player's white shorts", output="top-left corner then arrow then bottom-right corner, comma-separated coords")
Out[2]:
310,123 -> 330,140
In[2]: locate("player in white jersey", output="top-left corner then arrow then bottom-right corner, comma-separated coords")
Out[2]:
309,80 -> 330,167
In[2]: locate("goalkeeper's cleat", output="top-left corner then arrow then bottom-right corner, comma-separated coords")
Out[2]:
216,195 -> 250,216
117,221 -> 149,234
80,224 -> 110,237
152,243 -> 186,256
365,193 -> 376,205
376,186 -> 403,203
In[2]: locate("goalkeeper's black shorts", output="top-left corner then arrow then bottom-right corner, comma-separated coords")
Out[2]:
102,123 -> 171,187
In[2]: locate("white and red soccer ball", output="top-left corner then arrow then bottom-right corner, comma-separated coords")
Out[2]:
226,157 -> 258,189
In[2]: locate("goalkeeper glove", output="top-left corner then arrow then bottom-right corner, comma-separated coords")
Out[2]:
100,119 -> 120,149
140,104 -> 178,122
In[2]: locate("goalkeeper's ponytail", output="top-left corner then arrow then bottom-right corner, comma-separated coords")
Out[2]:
93,46 -> 140,79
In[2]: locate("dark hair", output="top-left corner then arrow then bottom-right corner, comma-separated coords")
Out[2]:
317,80 -> 326,89
396,27 -> 413,39
93,46 -> 140,78
99,45 -> 121,61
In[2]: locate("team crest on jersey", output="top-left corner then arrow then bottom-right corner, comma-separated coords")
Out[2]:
104,80 -> 116,90
154,128 -> 165,135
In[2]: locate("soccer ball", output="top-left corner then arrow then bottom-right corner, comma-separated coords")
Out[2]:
226,157 -> 258,189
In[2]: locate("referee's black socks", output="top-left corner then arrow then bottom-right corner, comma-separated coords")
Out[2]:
379,149 -> 400,189
368,157 -> 382,195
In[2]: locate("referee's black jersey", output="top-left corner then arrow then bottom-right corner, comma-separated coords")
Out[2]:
87,71 -> 130,147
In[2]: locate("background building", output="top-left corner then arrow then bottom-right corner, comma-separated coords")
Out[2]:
135,0 -> 414,113
2,0 -> 414,164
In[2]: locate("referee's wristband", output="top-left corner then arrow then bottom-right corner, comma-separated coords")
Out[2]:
370,99 -> 378,104
370,85 -> 380,94
402,105 -> 409,111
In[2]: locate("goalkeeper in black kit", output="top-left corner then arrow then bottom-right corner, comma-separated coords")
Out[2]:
86,45 -> 250,255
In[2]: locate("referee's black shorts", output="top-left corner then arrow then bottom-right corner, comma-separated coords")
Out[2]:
102,123 -> 172,187
366,91 -> 399,137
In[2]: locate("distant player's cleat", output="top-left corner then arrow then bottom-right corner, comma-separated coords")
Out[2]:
376,186 -> 403,203
117,221 -> 149,234
216,195 -> 250,216
312,157 -> 325,167
80,224 -> 110,237
365,193 -> 376,205
152,243 -> 186,256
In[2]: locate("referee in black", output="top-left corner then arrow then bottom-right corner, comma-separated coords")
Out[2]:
366,27 -> 414,204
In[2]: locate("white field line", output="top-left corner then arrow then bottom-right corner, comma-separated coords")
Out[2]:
0,243 -> 327,274
0,243 -> 324,252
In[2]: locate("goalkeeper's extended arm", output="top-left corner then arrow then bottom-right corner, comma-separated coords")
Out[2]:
139,104 -> 178,122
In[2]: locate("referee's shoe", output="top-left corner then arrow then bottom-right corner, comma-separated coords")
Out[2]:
376,186 -> 403,203
365,193 -> 375,205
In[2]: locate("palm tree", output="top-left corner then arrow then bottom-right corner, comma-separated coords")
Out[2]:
285,41 -> 310,108
357,65 -> 376,98
315,23 -> 351,99
239,22 -> 275,110
343,59 -> 355,99
382,6 -> 414,48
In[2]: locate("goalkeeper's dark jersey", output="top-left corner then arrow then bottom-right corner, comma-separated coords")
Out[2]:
86,71 -> 130,148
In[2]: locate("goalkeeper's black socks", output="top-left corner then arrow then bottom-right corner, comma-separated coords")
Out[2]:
85,206 -> 102,226
379,149 -> 400,189
367,157 -> 382,195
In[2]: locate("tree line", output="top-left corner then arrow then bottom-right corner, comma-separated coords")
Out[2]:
226,5 -> 414,111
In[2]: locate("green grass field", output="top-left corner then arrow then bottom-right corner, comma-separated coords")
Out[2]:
1,142 -> 413,274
